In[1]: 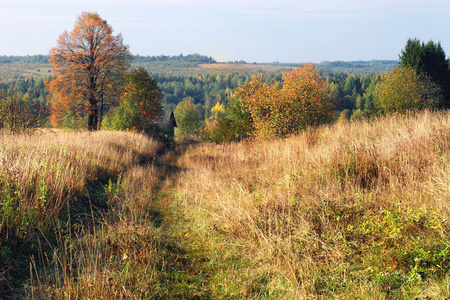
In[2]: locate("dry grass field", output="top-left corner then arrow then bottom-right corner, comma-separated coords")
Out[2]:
174,110 -> 449,298
0,63 -> 52,81
0,110 -> 449,299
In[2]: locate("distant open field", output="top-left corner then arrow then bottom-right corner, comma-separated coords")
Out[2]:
197,63 -> 294,73
130,62 -> 295,74
0,63 -> 52,81
0,62 -> 290,80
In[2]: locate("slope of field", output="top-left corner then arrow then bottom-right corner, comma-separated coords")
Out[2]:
0,110 -> 448,299
174,110 -> 449,298
0,63 -> 52,81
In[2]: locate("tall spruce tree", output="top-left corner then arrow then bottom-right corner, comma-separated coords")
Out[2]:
400,38 -> 450,108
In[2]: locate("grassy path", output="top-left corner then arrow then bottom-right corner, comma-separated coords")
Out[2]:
142,143 -> 215,299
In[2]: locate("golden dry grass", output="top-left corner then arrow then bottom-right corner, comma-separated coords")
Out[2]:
0,129 -> 160,222
175,110 -> 450,298
2,110 -> 449,299
0,130 -> 165,298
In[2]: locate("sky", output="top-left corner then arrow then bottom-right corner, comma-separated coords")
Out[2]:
1,0 -> 450,63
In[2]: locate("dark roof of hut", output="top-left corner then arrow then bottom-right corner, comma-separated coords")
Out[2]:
159,110 -> 177,128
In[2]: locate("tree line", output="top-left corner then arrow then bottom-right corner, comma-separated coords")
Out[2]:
134,53 -> 216,64
0,54 -> 216,66
173,38 -> 450,142
0,12 -> 448,141
0,55 -> 50,64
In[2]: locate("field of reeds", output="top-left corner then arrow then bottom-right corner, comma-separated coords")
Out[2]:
0,110 -> 449,299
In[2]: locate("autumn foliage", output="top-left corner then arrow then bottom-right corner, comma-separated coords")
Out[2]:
122,68 -> 163,121
102,68 -> 163,132
374,66 -> 443,114
229,63 -> 334,139
47,12 -> 131,130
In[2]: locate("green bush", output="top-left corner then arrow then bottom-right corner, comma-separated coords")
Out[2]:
174,98 -> 201,138
374,66 -> 443,114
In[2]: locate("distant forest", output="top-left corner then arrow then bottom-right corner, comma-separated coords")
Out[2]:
0,54 -> 398,71
133,53 -> 216,64
0,54 -> 50,64
0,54 -> 217,65
0,54 -> 399,126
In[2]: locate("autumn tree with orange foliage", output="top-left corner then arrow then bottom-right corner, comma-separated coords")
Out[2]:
47,12 -> 131,130
228,63 -> 334,139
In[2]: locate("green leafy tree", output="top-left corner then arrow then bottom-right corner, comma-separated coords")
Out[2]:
362,76 -> 380,111
102,97 -> 143,131
174,98 -> 200,137
102,68 -> 163,132
374,66 -> 443,114
400,38 -> 450,108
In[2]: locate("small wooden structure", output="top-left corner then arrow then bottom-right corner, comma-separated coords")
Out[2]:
156,110 -> 177,138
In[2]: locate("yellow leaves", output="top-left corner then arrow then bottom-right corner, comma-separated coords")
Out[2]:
374,66 -> 443,114
233,64 -> 333,140
211,102 -> 226,118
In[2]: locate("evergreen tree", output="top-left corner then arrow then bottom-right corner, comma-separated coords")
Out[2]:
400,38 -> 450,108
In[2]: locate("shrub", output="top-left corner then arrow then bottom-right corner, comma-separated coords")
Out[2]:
228,64 -> 334,140
174,98 -> 201,138
374,66 -> 443,114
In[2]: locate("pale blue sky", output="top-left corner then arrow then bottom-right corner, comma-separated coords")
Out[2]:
1,0 -> 450,63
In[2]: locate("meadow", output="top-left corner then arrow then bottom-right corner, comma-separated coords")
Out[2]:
174,110 -> 449,298
0,110 -> 449,299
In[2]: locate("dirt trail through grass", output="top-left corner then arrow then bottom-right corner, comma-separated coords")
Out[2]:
141,142 -> 214,299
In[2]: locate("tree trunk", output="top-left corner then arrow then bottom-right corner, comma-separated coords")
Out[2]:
87,96 -> 98,131
87,73 -> 98,131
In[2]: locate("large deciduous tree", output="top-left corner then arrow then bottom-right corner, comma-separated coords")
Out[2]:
47,12 -> 132,130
